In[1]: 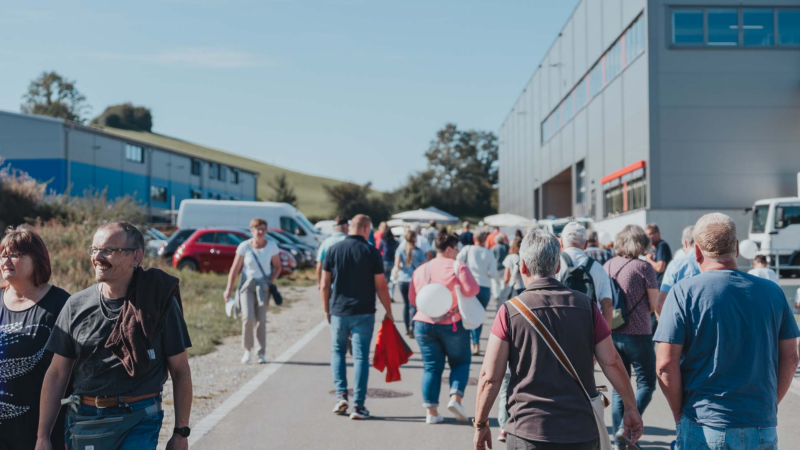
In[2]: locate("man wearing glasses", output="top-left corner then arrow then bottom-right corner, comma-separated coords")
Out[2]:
35,221 -> 193,450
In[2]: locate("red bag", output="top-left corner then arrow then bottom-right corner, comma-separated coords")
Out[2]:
373,317 -> 413,382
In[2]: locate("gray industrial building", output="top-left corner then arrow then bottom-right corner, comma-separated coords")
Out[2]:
498,0 -> 800,243
0,110 -> 258,222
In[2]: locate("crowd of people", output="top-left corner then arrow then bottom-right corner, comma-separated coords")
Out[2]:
317,212 -> 800,450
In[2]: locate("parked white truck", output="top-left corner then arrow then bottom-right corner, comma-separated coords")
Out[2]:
747,174 -> 800,276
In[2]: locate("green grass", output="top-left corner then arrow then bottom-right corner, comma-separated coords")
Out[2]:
95,126 -> 376,219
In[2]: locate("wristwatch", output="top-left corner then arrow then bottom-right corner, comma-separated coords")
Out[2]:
472,418 -> 489,429
174,427 -> 191,438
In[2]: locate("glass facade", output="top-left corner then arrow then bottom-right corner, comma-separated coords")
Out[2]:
708,8 -> 739,46
778,9 -> 800,45
744,8 -> 775,47
673,9 -> 704,44
602,167 -> 646,218
673,7 -> 800,47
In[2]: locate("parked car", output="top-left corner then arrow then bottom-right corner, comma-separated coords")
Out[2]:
157,228 -> 197,260
268,229 -> 315,268
144,228 -> 169,258
537,216 -> 596,237
172,228 -> 296,276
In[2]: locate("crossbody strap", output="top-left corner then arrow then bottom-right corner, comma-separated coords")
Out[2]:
507,297 -> 594,405
248,241 -> 270,280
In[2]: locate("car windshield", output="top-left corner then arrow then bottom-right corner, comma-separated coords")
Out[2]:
751,204 -> 770,234
268,232 -> 293,244
149,228 -> 168,240
169,229 -> 195,245
295,213 -> 321,234
280,232 -> 303,245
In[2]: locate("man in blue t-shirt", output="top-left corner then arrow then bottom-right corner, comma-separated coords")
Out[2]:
320,214 -> 394,421
654,213 -> 800,448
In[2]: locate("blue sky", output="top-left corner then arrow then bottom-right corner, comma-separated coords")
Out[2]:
0,0 -> 578,191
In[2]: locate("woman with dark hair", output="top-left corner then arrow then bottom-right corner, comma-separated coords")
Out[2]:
0,225 -> 70,450
409,229 -> 479,425
394,230 -> 426,337
378,229 -> 399,300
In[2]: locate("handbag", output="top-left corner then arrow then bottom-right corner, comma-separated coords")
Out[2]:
453,260 -> 486,331
64,399 -> 162,450
248,241 -> 281,305
507,297 -> 613,450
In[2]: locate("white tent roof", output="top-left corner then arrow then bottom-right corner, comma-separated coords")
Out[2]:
391,208 -> 458,224
483,213 -> 536,228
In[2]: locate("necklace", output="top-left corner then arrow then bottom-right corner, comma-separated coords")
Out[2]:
97,285 -> 123,321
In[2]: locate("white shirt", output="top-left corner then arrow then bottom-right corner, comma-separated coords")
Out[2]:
236,239 -> 280,280
748,267 -> 779,284
556,247 -> 613,304
673,248 -> 686,260
502,254 -> 524,290
456,245 -> 497,288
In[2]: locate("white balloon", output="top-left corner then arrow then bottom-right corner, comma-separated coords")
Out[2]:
415,283 -> 453,319
740,240 -> 759,260
598,231 -> 612,246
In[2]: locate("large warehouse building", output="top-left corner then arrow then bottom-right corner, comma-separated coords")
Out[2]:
0,110 -> 258,221
498,0 -> 800,243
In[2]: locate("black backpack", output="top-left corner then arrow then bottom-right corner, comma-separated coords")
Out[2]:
560,252 -> 596,302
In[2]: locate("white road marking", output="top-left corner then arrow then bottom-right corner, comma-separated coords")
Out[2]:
189,320 -> 328,445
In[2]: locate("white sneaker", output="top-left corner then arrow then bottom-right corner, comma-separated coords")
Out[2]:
426,414 -> 445,424
447,399 -> 469,423
241,350 -> 251,364
257,354 -> 267,364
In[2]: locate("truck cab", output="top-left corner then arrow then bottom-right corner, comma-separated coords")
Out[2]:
748,197 -> 800,275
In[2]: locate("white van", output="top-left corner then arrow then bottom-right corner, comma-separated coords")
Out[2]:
176,200 -> 326,248
748,197 -> 800,275
537,217 -> 596,237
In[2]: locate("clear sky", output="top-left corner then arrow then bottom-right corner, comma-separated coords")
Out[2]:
0,0 -> 578,191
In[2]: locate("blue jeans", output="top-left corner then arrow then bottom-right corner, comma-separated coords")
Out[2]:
414,320 -> 471,407
470,286 -> 492,344
676,417 -> 777,450
330,313 -> 375,406
65,396 -> 164,450
611,333 -> 657,435
498,372 -> 511,429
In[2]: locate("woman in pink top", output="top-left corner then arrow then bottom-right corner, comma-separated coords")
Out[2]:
409,229 -> 480,425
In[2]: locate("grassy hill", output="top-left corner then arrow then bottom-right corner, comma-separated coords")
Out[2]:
95,126 -> 355,219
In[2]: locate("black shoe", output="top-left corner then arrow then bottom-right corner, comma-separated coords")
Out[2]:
615,429 -> 641,450
350,405 -> 370,420
332,394 -> 349,415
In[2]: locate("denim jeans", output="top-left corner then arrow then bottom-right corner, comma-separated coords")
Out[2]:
676,417 -> 778,450
383,262 -> 394,299
498,372 -> 511,429
65,396 -> 164,450
470,286 -> 492,344
611,333 -> 657,435
506,434 -> 599,450
330,313 -> 375,406
398,282 -> 415,334
414,320 -> 471,407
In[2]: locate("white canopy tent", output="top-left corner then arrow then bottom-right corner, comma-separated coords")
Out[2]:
483,213 -> 536,228
391,208 -> 459,225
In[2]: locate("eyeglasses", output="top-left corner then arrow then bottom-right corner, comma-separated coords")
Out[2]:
86,247 -> 137,257
0,252 -> 26,263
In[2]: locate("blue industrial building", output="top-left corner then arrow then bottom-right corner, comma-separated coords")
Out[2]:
0,110 -> 258,221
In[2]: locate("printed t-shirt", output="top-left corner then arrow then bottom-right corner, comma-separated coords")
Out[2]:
603,256 -> 658,335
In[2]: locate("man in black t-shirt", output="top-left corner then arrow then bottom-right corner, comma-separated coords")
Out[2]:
321,214 -> 394,421
37,222 -> 193,450
645,223 -> 672,285
459,221 -> 474,247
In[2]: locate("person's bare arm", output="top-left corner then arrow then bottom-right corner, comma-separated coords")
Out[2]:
778,338 -> 799,404
656,291 -> 669,319
270,253 -> 281,284
595,337 -> 644,444
503,267 -> 511,285
315,262 -> 323,288
35,355 -> 75,450
165,351 -> 192,450
656,342 -> 684,422
647,255 -> 667,274
321,270 -> 332,323
647,288 -> 660,315
374,273 -> 395,322
599,298 -> 613,328
474,335 -> 510,450
223,254 -> 244,301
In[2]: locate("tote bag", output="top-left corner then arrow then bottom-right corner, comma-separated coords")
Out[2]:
453,260 -> 486,330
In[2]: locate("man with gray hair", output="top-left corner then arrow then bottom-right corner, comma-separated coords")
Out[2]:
557,222 -> 613,327
655,213 -> 799,449
655,225 -> 701,317
473,230 -> 643,449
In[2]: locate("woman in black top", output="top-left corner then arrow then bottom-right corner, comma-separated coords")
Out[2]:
378,230 -> 399,300
0,225 -> 70,450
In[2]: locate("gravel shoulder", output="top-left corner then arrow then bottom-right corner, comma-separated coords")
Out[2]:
157,285 -> 321,448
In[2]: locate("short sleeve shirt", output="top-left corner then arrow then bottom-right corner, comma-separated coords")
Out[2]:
654,270 -> 800,428
236,239 -> 280,280
322,235 -> 383,316
503,254 -> 525,290
316,232 -> 348,262
491,302 -> 611,345
660,253 -> 702,293
653,240 -> 672,284
604,257 -> 658,335
45,286 -> 192,397
556,247 -> 613,304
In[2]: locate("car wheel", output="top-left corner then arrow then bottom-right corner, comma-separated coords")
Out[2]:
177,259 -> 199,271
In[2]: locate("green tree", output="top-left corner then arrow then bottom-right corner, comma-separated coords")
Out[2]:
324,182 -> 392,224
21,71 -> 89,123
91,103 -> 153,132
267,174 -> 298,206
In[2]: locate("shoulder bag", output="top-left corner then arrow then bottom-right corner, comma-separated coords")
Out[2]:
453,260 -> 486,330
248,241 -> 282,306
507,297 -> 612,450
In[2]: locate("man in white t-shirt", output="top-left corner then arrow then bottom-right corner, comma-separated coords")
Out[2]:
556,222 -> 613,327
749,254 -> 779,284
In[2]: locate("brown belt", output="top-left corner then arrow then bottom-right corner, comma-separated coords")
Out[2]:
80,392 -> 160,408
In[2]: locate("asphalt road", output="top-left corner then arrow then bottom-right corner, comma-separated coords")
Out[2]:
192,298 -> 800,450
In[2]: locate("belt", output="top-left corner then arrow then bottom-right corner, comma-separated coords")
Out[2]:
80,392 -> 160,408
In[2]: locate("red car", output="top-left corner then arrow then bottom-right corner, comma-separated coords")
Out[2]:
172,228 -> 296,276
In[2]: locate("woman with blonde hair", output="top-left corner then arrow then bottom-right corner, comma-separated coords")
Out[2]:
395,229 -> 426,338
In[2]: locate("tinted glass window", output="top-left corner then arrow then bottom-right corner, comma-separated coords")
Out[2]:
589,62 -> 603,98
708,8 -> 739,46
673,9 -> 704,44
280,217 -> 298,233
195,232 -> 217,244
744,9 -> 774,47
779,9 -> 800,45
218,232 -> 246,246
751,205 -> 770,234
268,231 -> 292,244
775,205 -> 800,229
169,229 -> 195,245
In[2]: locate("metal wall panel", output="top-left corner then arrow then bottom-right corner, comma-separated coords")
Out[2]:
603,0 -> 623,50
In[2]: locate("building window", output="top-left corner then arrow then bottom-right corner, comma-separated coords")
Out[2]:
779,10 -> 800,45
588,61 -> 603,101
606,40 -> 623,82
744,8 -> 775,47
191,189 -> 202,199
576,160 -> 586,204
209,163 -> 217,180
218,165 -> 227,182
191,159 -> 202,176
601,161 -> 647,218
708,8 -> 739,46
150,185 -> 167,202
125,144 -> 144,163
232,169 -> 240,184
672,9 -> 703,45
576,77 -> 587,110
